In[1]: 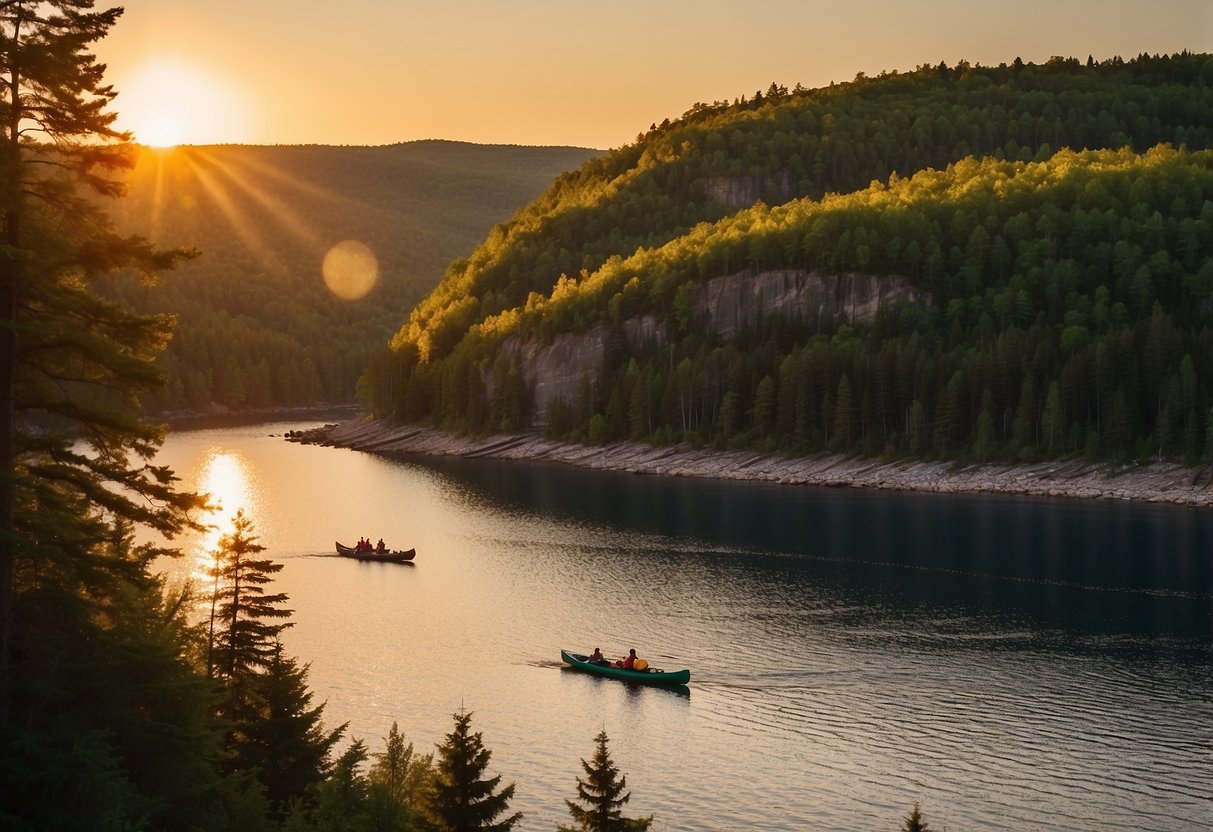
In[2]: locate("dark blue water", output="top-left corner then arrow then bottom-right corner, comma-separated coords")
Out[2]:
426,454 -> 1211,645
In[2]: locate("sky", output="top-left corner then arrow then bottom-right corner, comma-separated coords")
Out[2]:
98,0 -> 1213,150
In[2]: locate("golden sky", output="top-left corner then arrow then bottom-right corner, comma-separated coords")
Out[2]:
98,0 -> 1213,149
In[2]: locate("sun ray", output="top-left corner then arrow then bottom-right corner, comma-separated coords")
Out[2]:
180,150 -> 283,272
122,142 -> 386,301
145,148 -> 170,242
176,148 -> 381,299
207,150 -> 353,207
198,153 -> 328,251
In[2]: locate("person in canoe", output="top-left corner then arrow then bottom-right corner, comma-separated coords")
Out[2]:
590,647 -> 608,666
616,648 -> 637,669
375,538 -> 386,553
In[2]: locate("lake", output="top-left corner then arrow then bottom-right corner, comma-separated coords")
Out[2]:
151,421 -> 1212,831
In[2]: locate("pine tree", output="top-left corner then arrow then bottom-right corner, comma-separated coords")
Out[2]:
308,739 -> 372,832
235,641 -> 346,819
208,509 -> 292,683
903,802 -> 931,832
560,730 -> 653,832
0,0 -> 199,729
367,721 -> 434,832
207,511 -> 341,818
425,709 -> 521,832
0,514 -> 227,829
0,7 -> 218,825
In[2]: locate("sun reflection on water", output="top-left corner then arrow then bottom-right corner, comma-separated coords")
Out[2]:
190,450 -> 260,580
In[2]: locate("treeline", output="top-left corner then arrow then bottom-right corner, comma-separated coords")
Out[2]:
102,142 -> 598,413
386,52 -> 1213,371
369,145 -> 1213,464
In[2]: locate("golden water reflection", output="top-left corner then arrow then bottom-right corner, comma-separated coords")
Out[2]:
189,449 -> 260,581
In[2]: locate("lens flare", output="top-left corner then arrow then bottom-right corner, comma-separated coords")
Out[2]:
322,239 -> 379,300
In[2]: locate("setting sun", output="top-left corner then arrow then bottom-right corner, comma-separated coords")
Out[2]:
137,112 -> 187,148
116,61 -> 245,147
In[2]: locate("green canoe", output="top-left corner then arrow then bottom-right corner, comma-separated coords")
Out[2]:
561,650 -> 691,686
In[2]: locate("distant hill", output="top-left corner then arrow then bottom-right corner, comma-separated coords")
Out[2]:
104,140 -> 599,412
363,53 -> 1213,465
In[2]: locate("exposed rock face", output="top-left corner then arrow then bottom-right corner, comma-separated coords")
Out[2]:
497,269 -> 927,422
498,317 -> 663,420
500,326 -> 612,416
695,269 -> 926,338
703,174 -> 794,209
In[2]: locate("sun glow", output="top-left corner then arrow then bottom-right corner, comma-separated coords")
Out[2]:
117,62 -> 245,147
196,450 -> 259,561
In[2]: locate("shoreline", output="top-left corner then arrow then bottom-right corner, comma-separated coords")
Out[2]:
293,416 -> 1213,508
158,403 -> 362,431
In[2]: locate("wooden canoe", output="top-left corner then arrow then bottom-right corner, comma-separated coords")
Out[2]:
561,649 -> 690,686
335,541 -> 416,563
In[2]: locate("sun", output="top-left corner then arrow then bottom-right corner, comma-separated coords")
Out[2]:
117,61 -> 245,147
138,112 -> 187,148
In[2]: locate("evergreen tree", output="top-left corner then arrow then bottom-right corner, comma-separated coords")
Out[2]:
903,802 -> 931,832
236,641 -> 346,819
0,4 -> 222,828
207,511 -> 342,818
560,730 -> 653,832
0,515 -> 227,830
367,722 -> 435,832
308,739 -> 372,832
0,0 -> 199,734
425,709 -> 521,832
208,509 -> 292,683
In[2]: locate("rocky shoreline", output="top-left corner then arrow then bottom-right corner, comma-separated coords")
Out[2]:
293,416 -> 1213,508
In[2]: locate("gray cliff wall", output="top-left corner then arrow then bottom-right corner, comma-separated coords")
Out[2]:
696,269 -> 927,339
702,174 -> 794,210
497,314 -> 663,421
498,269 -> 927,422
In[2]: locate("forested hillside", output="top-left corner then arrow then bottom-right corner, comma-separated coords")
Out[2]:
364,53 -> 1213,464
105,141 -> 598,413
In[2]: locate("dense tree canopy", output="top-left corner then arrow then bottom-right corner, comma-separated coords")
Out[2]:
364,54 -> 1213,467
381,52 -> 1213,375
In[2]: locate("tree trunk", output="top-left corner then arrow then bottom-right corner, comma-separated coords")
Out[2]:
0,29 -> 22,730
0,209 -> 15,731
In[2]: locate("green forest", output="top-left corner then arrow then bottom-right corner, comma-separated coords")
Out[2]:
105,141 -> 597,414
363,53 -> 1213,465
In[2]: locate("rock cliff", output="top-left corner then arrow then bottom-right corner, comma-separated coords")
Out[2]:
498,268 -> 927,421
694,269 -> 926,340
702,173 -> 794,209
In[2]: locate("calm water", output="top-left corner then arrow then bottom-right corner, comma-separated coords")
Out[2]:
151,421 -> 1212,832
